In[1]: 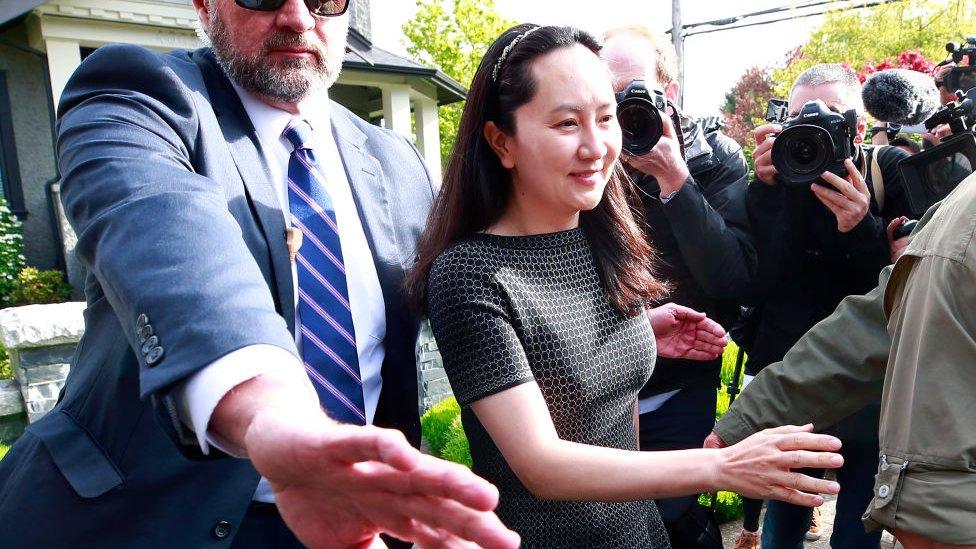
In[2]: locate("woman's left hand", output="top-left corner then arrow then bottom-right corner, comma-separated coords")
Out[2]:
647,303 -> 728,361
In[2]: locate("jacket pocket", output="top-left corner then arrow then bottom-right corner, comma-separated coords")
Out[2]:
28,410 -> 123,498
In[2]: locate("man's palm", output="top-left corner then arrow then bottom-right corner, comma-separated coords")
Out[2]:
648,303 -> 728,361
245,410 -> 519,549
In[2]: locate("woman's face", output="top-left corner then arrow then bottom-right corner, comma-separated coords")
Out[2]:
488,44 -> 622,225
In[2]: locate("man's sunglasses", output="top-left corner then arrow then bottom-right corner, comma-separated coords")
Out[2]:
234,0 -> 349,16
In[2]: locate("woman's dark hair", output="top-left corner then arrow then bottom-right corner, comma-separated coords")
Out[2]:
405,24 -> 667,315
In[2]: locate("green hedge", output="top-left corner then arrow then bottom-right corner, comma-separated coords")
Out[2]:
421,396 -> 471,468
0,200 -> 25,307
10,267 -> 71,306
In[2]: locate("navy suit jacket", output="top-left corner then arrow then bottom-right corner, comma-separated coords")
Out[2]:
0,45 -> 435,546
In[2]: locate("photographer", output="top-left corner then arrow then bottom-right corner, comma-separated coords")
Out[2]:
601,25 -> 756,546
740,64 -> 914,548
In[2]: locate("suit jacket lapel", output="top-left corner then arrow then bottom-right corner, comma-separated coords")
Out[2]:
194,50 -> 296,333
330,108 -> 405,284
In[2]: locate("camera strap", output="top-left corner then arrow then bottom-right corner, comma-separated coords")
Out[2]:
668,101 -> 687,161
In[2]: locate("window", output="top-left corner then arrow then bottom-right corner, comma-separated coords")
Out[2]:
0,71 -> 26,216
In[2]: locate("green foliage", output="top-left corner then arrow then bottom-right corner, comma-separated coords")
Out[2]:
440,416 -> 473,468
0,442 -> 8,462
402,0 -> 516,164
698,491 -> 745,524
421,396 -> 473,467
0,199 -> 26,307
10,267 -> 71,306
771,0 -> 976,98
716,341 -> 747,420
0,342 -> 10,381
721,67 -> 775,152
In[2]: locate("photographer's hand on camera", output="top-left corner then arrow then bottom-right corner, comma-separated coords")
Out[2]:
887,216 -> 912,262
622,112 -> 690,196
811,158 -> 872,233
752,123 -> 783,186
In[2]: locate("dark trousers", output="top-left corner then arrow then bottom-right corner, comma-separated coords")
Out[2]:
639,385 -> 718,532
761,438 -> 881,549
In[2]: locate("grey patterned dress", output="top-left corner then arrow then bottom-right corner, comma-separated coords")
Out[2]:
427,228 -> 670,548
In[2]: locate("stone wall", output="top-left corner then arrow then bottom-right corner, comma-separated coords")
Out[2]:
0,302 -> 85,424
416,320 -> 453,414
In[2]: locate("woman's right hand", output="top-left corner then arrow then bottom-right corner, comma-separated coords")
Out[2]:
716,424 -> 843,507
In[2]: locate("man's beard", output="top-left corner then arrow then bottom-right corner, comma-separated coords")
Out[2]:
207,5 -> 345,103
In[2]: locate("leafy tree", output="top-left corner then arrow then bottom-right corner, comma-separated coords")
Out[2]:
855,50 -> 937,83
720,66 -> 776,165
771,0 -> 976,97
402,0 -> 515,164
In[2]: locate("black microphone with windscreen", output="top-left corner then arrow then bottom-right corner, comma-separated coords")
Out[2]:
863,69 -> 976,216
862,69 -> 942,125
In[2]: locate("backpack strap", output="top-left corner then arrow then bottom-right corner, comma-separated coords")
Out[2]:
866,145 -> 887,212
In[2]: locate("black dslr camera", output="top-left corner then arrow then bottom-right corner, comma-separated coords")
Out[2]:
615,80 -> 667,156
767,99 -> 858,186
944,37 -> 976,93
897,86 -> 976,216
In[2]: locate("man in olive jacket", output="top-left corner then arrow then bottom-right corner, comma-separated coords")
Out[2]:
708,172 -> 976,547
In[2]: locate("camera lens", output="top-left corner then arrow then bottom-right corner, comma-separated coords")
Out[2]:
772,125 -> 834,184
616,99 -> 663,156
789,138 -> 821,166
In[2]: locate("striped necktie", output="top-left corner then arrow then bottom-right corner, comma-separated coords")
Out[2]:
283,119 -> 366,425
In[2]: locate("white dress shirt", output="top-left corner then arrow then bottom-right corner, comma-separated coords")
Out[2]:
176,84 -> 387,502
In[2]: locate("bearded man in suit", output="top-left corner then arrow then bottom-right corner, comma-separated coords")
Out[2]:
0,1 -> 519,547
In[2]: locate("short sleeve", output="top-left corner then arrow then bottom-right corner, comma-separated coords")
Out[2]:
427,247 -> 534,406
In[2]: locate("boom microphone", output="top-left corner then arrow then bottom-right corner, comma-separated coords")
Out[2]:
862,69 -> 941,125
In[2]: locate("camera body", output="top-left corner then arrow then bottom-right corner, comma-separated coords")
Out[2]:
768,99 -> 858,186
615,80 -> 667,156
945,37 -> 976,93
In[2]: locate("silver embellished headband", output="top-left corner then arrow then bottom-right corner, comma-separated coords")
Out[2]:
491,26 -> 542,83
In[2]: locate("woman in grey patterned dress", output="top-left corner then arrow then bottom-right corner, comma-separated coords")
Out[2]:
405,24 -> 845,549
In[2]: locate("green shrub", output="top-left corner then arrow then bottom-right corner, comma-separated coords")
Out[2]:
421,396 -> 462,457
716,342 -> 747,420
10,267 -> 71,306
0,342 -> 10,380
421,397 -> 473,467
0,199 -> 25,307
698,491 -> 745,523
440,415 -> 473,468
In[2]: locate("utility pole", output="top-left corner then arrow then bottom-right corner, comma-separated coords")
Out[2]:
671,0 -> 684,107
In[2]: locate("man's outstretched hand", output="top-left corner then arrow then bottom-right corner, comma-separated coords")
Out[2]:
647,303 -> 728,361
213,374 -> 520,549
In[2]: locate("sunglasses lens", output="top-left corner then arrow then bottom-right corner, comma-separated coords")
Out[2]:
235,0 -> 282,11
235,0 -> 348,14
308,0 -> 348,15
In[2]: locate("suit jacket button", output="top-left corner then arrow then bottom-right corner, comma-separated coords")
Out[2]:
141,336 -> 159,356
138,324 -> 153,343
146,346 -> 165,366
137,314 -> 149,328
212,521 -> 231,539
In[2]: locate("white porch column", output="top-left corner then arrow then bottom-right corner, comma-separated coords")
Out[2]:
381,85 -> 412,138
44,38 -> 82,107
413,96 -> 442,184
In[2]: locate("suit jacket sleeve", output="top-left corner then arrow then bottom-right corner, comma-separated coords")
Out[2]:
57,46 -> 297,433
713,265 -> 893,445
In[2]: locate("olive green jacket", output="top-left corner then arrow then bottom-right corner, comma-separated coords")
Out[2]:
715,174 -> 976,544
